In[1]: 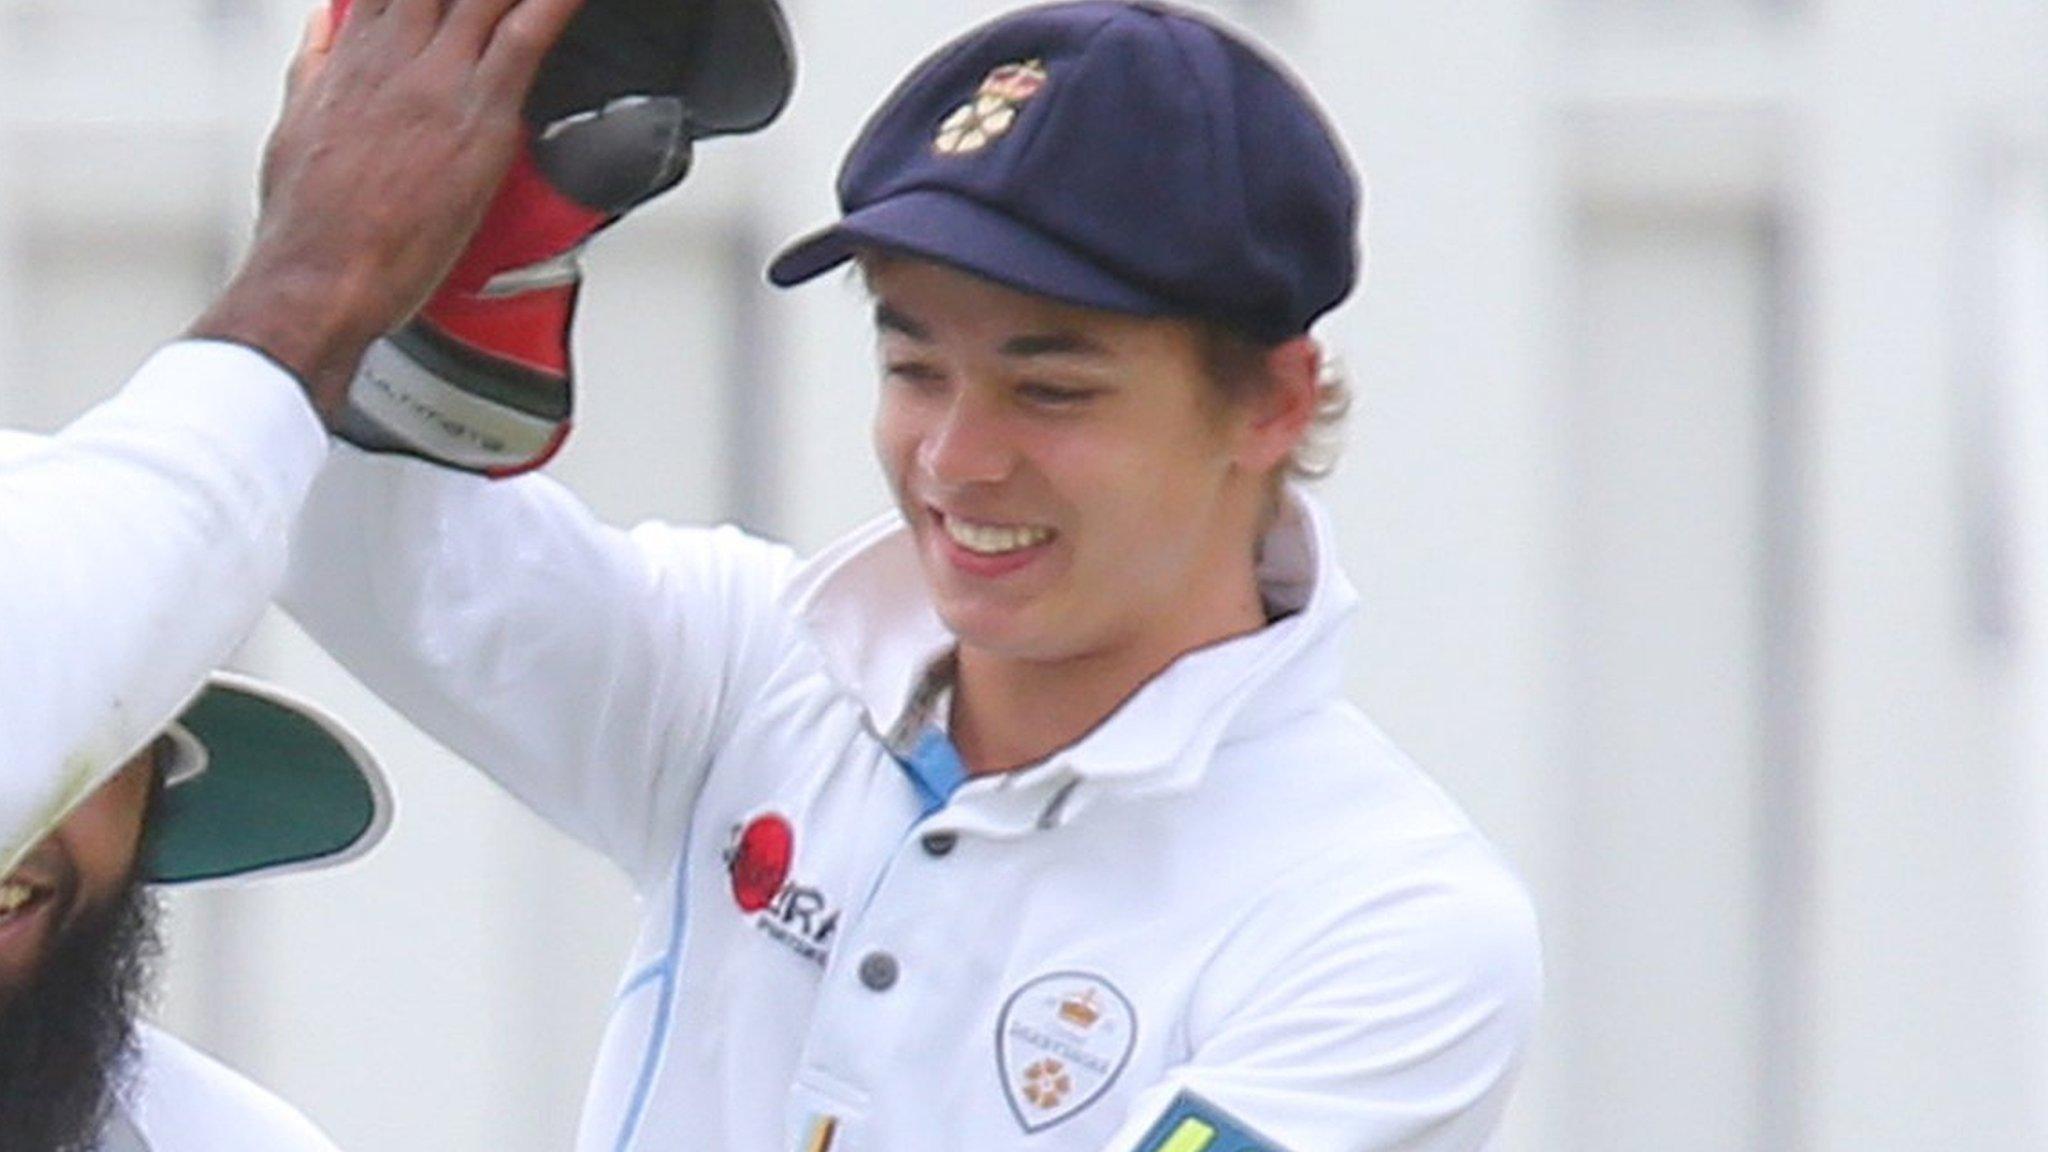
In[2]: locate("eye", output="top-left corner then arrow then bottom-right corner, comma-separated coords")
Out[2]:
884,360 -> 947,393
1016,382 -> 1102,408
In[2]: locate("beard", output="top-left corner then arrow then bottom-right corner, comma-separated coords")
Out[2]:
0,857 -> 163,1152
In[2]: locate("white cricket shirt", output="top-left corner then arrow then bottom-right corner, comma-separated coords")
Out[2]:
102,1026 -> 342,1152
286,450 -> 1543,1152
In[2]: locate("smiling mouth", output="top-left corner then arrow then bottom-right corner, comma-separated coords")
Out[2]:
0,876 -> 53,925
939,513 -> 1055,556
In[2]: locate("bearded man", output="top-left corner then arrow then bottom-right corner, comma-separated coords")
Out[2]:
0,0 -> 587,1144
0,670 -> 388,1151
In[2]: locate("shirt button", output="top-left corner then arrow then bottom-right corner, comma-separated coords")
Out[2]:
920,832 -> 958,858
858,951 -> 900,992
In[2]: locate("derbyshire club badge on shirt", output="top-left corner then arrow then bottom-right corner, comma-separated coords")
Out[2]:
996,972 -> 1137,1132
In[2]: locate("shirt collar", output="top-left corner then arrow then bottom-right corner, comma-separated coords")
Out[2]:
784,487 -> 1359,811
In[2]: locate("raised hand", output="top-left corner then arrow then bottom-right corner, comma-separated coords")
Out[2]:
189,0 -> 588,415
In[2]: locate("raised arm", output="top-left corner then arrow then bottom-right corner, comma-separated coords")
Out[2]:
282,447 -> 801,891
0,0 -> 586,871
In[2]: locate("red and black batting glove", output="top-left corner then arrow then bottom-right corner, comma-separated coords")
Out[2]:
331,0 -> 795,476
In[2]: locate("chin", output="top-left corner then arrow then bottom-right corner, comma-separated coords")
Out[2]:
935,603 -> 1017,651
935,598 -> 1046,657
944,608 -> 1103,669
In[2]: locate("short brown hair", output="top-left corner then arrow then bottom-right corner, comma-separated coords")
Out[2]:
1195,325 -> 1351,481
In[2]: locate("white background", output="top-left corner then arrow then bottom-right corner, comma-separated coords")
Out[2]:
3,1 -> 2046,1149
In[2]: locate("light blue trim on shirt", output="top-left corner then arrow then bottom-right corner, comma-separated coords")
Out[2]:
612,845 -> 693,1152
611,732 -> 961,1150
897,728 -> 968,816
615,961 -> 668,1003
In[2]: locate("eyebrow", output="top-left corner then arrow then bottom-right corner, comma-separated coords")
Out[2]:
874,303 -> 929,341
999,331 -> 1111,359
872,303 -> 1112,360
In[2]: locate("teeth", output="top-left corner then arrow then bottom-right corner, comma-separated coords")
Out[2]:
0,881 -> 33,915
944,517 -> 1052,556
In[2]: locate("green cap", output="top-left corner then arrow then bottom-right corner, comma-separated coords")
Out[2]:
147,672 -> 392,885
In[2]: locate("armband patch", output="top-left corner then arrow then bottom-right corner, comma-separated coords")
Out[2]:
1131,1091 -> 1290,1152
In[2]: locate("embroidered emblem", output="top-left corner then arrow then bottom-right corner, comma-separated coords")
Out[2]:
1131,1090 -> 1291,1152
1021,1059 -> 1073,1109
721,814 -> 840,966
996,971 -> 1136,1132
935,59 -> 1049,155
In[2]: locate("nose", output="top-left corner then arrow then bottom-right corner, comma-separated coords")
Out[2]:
919,388 -> 1014,487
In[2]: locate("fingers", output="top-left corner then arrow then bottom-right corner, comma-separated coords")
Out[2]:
330,0 -> 384,35
332,0 -> 444,57
285,6 -> 337,101
383,0 -> 448,42
433,0 -> 531,58
338,0 -> 577,91
474,0 -> 585,102
305,3 -> 338,53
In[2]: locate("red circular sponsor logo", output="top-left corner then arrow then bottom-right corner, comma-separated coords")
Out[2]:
729,815 -> 793,913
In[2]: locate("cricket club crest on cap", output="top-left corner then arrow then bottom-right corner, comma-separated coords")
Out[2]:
768,1 -> 1361,344
935,59 -> 1049,155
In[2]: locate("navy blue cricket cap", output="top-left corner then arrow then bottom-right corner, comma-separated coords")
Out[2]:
767,0 -> 1361,343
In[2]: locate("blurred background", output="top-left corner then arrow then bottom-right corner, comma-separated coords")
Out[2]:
3,0 -> 2047,1148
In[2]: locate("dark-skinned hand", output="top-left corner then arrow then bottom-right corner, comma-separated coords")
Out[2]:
189,0 -> 586,417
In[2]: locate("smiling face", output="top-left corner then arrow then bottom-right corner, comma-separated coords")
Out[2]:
0,747 -> 154,999
0,744 -> 162,1150
868,257 -> 1309,701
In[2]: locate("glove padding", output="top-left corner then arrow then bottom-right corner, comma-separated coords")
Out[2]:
332,0 -> 795,476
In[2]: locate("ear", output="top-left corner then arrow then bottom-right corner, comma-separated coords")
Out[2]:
1234,336 -> 1321,476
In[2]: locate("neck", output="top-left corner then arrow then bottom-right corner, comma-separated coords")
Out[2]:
948,570 -> 1269,776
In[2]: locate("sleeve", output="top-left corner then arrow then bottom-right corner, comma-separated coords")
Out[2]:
280,443 -> 802,891
1102,839 -> 1544,1152
0,341 -> 327,874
